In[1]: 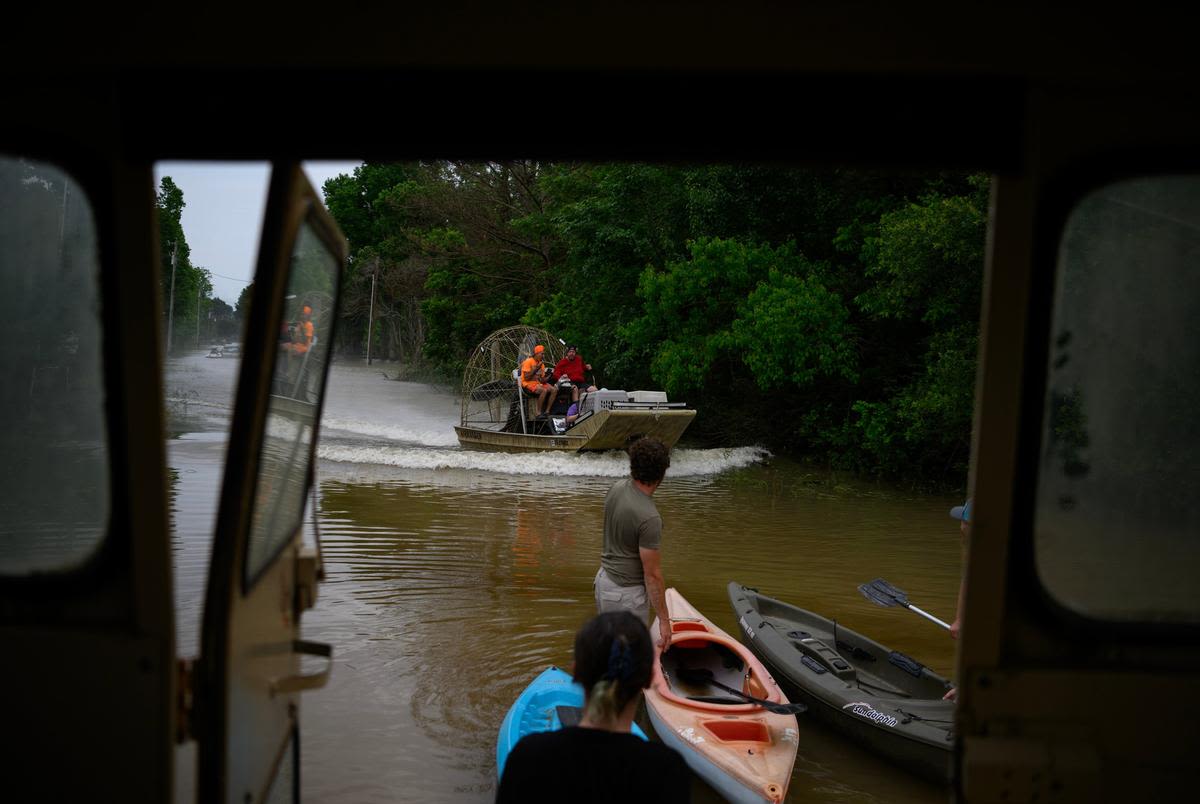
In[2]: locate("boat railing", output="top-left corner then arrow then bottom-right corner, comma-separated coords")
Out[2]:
513,368 -> 527,435
609,401 -> 689,410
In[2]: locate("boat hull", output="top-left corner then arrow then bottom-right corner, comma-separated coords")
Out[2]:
728,582 -> 954,783
644,588 -> 798,804
496,666 -> 648,779
456,408 -> 696,453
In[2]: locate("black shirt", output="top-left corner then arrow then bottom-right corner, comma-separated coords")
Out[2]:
496,726 -> 691,804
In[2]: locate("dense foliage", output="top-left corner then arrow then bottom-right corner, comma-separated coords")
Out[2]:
156,177 -> 237,348
323,163 -> 986,484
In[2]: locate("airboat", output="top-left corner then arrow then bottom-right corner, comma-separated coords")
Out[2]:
454,326 -> 696,453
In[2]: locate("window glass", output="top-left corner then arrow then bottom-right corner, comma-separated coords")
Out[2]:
0,157 -> 109,574
1035,175 -> 1200,622
244,218 -> 339,584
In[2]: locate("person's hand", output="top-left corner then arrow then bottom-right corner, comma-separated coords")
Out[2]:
658,619 -> 672,652
949,619 -> 961,640
942,686 -> 958,701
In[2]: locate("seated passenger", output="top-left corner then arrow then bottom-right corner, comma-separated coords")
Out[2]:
496,612 -> 691,804
553,345 -> 598,403
520,344 -> 558,416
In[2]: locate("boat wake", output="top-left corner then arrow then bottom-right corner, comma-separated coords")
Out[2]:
320,415 -> 460,447
316,443 -> 770,478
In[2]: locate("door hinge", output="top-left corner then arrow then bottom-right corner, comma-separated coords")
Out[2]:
295,545 -> 323,613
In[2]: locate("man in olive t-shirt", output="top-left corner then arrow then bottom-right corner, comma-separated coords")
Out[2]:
595,437 -> 673,650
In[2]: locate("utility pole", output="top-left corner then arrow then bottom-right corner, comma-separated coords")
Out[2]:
166,241 -> 178,355
365,258 -> 378,365
196,283 -> 201,348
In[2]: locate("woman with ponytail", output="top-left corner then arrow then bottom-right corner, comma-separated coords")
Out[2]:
496,611 -> 690,803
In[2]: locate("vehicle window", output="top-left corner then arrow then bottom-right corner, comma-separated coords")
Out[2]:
0,156 -> 108,575
244,217 -> 339,585
1035,175 -> 1200,623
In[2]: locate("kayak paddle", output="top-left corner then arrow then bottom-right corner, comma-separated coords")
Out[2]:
858,578 -> 951,631
674,667 -> 807,714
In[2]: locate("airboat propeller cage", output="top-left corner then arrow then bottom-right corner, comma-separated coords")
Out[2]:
460,325 -> 564,430
455,326 -> 695,452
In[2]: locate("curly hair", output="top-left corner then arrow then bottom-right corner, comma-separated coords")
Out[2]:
628,436 -> 670,484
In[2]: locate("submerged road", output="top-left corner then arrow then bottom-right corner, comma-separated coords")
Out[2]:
167,354 -> 957,803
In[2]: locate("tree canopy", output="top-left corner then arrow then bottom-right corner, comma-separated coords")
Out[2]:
323,161 -> 986,485
156,177 -> 226,350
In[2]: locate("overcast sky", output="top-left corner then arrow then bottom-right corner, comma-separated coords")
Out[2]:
153,161 -> 362,304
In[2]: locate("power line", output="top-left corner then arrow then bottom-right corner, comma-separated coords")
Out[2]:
207,270 -> 253,284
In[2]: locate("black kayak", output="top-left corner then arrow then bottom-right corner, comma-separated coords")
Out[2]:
728,582 -> 954,783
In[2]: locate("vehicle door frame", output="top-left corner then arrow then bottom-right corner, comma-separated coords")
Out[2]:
194,163 -> 346,804
0,135 -> 176,802
958,85 -> 1200,801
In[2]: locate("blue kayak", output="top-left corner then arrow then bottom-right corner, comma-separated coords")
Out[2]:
496,665 -> 649,778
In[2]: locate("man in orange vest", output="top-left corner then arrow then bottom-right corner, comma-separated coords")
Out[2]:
520,344 -> 558,416
291,305 -> 314,354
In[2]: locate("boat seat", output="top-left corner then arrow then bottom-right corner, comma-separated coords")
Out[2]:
788,636 -> 857,682
661,642 -> 748,700
514,368 -> 536,399
554,705 -> 582,728
513,368 -> 542,420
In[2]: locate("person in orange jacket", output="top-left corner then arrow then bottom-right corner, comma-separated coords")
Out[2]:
520,344 -> 558,416
291,304 -> 314,354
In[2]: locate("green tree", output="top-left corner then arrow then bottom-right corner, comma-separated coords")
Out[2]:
525,164 -> 693,383
845,175 -> 988,478
209,297 -> 239,342
322,159 -> 988,485
623,238 -> 858,445
733,270 -> 859,390
236,282 -> 254,323
156,176 -> 216,352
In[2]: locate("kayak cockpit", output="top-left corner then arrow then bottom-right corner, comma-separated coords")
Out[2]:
657,633 -> 777,709
661,641 -> 753,704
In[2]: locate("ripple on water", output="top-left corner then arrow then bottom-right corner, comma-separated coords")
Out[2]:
164,358 -> 955,803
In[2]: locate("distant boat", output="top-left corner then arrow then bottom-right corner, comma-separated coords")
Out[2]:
454,326 -> 695,453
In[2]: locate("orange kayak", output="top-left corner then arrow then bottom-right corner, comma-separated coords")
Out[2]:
646,588 -> 800,803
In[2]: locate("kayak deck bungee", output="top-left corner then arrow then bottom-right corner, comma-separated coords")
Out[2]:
496,665 -> 648,779
646,588 -> 799,804
728,582 -> 955,783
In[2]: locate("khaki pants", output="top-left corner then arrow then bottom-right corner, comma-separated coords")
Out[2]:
593,567 -> 648,623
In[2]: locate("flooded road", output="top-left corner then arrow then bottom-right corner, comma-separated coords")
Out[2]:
167,354 -> 959,803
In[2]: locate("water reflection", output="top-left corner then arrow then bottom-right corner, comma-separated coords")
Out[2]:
304,467 -> 955,802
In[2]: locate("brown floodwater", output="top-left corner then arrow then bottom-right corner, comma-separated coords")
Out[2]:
167,355 -> 960,803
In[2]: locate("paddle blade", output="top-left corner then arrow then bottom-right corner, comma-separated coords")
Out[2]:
859,580 -> 899,608
772,700 -> 808,715
859,578 -> 910,607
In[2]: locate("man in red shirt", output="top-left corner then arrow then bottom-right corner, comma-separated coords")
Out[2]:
553,344 -> 597,403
